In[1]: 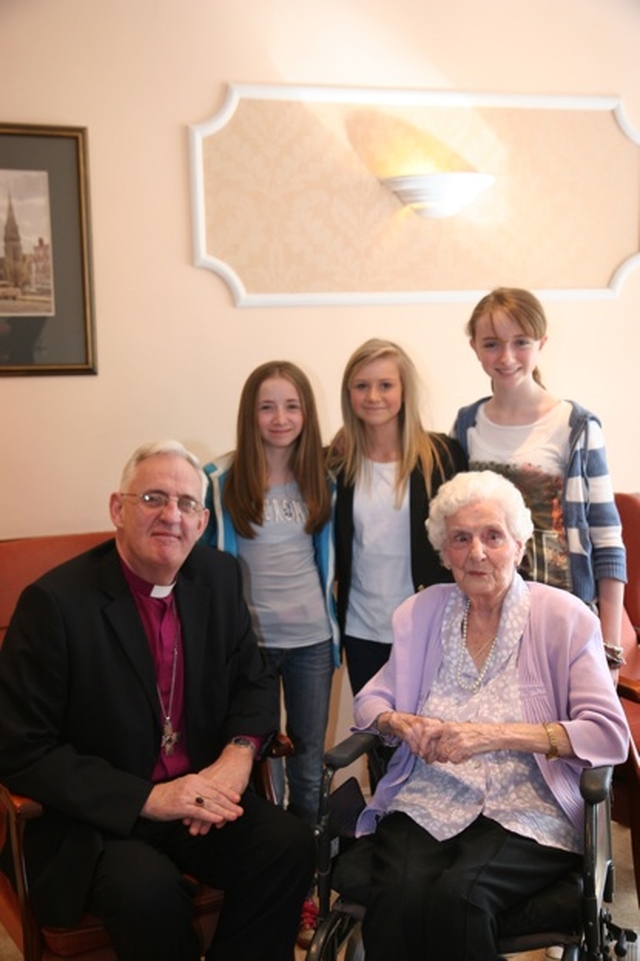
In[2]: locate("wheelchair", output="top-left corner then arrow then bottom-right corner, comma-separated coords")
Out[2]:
307,732 -> 638,961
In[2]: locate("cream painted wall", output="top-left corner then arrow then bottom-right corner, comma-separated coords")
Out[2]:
1,0 -> 640,542
2,0 -> 640,745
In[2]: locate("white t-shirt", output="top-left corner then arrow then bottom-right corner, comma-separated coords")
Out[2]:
345,460 -> 414,644
467,400 -> 572,590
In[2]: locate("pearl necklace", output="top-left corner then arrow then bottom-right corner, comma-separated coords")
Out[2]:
456,599 -> 498,693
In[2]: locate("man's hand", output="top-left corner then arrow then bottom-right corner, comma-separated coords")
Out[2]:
141,743 -> 254,836
200,742 -> 254,798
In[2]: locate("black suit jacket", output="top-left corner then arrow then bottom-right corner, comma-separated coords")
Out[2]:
0,539 -> 278,925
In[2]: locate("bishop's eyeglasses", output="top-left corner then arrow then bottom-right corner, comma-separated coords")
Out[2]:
120,491 -> 204,516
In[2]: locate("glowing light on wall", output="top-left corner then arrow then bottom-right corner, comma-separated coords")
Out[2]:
380,172 -> 495,217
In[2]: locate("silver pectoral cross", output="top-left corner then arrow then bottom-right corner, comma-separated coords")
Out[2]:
161,718 -> 180,755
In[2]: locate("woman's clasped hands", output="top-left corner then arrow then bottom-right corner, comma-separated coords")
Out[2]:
379,711 -> 492,765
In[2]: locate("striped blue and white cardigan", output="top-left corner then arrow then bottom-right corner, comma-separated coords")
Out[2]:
452,397 -> 626,606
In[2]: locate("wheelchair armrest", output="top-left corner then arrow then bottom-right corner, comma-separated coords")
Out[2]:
580,765 -> 613,805
580,765 -> 614,908
323,732 -> 380,771
316,733 -> 379,920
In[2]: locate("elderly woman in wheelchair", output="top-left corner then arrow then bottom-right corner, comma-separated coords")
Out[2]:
329,470 -> 630,961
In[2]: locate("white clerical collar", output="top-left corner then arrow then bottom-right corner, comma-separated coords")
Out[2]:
150,583 -> 175,598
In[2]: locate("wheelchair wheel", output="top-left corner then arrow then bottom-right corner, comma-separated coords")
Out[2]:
307,908 -> 359,961
344,922 -> 364,961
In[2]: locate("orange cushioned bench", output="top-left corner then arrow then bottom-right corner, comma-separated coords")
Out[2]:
0,531 -> 113,646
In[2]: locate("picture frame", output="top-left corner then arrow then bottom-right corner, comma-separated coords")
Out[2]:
0,123 -> 96,375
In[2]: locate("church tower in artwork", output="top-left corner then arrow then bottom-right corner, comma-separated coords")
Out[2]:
3,193 -> 27,288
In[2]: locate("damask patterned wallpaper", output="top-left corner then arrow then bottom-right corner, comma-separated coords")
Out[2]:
192,86 -> 639,305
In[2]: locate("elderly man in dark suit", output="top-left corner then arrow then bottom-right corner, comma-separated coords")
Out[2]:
0,439 -> 315,961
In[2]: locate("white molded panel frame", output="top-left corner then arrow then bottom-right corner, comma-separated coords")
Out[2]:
189,84 -> 640,307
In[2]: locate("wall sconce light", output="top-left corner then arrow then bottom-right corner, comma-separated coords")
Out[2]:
380,172 -> 495,218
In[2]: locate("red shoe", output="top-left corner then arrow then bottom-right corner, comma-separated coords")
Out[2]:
296,897 -> 319,949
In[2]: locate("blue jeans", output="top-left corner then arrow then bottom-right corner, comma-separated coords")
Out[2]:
263,640 -> 334,827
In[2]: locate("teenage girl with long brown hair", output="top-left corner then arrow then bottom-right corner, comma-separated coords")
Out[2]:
202,360 -> 337,947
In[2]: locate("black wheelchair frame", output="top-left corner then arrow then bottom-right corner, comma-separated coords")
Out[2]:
307,732 -> 637,961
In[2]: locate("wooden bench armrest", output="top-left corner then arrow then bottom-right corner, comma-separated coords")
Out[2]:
0,784 -> 44,822
618,677 -> 640,703
0,781 -> 44,959
252,732 -> 293,802
266,731 -> 294,759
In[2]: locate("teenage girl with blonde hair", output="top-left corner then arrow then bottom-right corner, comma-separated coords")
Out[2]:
328,338 -> 466,694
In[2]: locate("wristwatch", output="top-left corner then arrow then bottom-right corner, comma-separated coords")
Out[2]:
229,736 -> 257,756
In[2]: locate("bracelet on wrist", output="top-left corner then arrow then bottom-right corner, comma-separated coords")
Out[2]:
603,642 -> 625,668
542,722 -> 559,761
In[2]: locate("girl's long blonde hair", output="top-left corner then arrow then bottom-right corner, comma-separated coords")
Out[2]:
327,338 -> 453,504
224,361 -> 331,538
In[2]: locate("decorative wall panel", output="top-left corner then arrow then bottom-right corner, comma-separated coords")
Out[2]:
189,85 -> 640,306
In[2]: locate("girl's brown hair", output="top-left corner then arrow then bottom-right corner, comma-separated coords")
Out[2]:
224,361 -> 331,538
327,338 -> 454,504
466,287 -> 547,387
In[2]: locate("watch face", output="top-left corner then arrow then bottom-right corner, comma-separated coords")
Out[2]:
231,737 -> 255,750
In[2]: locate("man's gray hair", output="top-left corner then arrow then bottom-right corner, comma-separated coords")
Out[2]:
120,440 -> 207,501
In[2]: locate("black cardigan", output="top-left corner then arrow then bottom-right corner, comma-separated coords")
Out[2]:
334,433 -> 467,634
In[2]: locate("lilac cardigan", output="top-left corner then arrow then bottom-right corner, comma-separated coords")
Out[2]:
353,580 -> 629,837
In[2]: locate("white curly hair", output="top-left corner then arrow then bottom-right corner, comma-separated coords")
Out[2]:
426,470 -> 533,557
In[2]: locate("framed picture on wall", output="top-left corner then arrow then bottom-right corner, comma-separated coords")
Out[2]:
0,123 -> 96,375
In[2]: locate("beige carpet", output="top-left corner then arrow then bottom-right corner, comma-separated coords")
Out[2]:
0,823 -> 637,959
